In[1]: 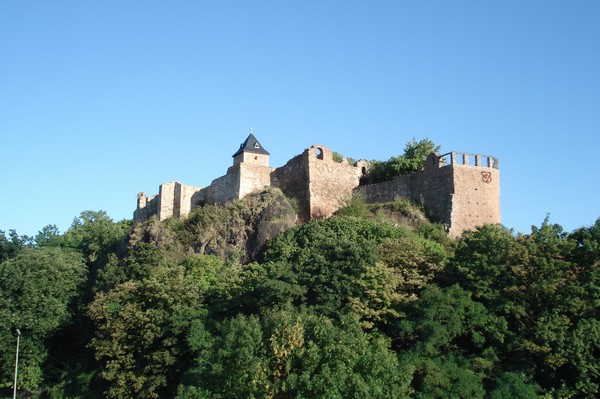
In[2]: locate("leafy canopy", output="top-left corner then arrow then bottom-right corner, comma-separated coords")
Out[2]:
369,138 -> 440,183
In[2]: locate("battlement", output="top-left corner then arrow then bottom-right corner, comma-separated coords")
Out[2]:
438,152 -> 499,169
134,135 -> 501,237
354,150 -> 500,236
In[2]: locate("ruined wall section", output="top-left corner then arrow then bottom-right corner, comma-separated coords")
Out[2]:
134,192 -> 158,222
134,182 -> 202,222
271,153 -> 310,220
196,163 -> 274,205
159,182 -> 203,220
178,183 -> 203,218
197,167 -> 240,205
158,182 -> 177,221
354,175 -> 410,203
306,145 -> 363,219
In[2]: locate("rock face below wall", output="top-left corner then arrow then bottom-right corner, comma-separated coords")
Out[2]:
134,136 -> 501,237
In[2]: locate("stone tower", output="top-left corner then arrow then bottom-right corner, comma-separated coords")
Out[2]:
230,133 -> 274,199
232,133 -> 270,166
437,152 -> 500,237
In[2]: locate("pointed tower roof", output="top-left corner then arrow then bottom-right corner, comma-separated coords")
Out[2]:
232,133 -> 270,157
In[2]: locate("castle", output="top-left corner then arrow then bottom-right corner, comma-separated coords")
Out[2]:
134,134 -> 500,237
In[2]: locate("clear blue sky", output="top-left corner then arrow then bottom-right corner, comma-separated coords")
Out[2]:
1,1 -> 599,237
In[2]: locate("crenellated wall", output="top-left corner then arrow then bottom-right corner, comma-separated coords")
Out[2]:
444,153 -> 500,237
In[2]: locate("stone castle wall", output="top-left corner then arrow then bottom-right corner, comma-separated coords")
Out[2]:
446,153 -> 500,237
134,182 -> 202,222
270,146 -> 367,221
158,182 -> 177,221
178,183 -> 202,218
270,153 -> 310,219
305,145 -> 364,219
134,139 -> 501,237
355,152 -> 500,237
355,175 -> 411,204
238,163 -> 274,198
197,167 -> 240,205
408,153 -> 455,228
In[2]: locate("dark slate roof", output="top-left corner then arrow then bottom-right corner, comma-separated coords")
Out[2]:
232,133 -> 270,157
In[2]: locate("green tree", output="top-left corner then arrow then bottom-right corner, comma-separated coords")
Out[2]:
0,247 -> 87,394
34,224 -> 63,248
350,236 -> 447,328
0,229 -> 32,263
369,138 -> 440,183
88,255 -> 225,398
261,217 -> 447,326
284,311 -> 411,399
63,210 -> 129,266
488,372 -> 540,399
261,217 -> 407,317
180,307 -> 411,399
448,220 -> 598,396
394,284 -> 505,399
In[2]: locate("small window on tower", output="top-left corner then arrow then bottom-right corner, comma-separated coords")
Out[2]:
254,143 -> 260,149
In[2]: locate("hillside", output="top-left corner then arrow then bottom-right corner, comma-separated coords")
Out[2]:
0,191 -> 598,398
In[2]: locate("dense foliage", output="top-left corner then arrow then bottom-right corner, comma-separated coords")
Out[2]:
368,138 -> 440,183
0,190 -> 598,398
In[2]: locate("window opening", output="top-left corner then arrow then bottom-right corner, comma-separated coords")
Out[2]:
316,148 -> 324,160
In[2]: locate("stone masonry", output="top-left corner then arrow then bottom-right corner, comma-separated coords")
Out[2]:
134,134 -> 501,237
355,152 -> 500,237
